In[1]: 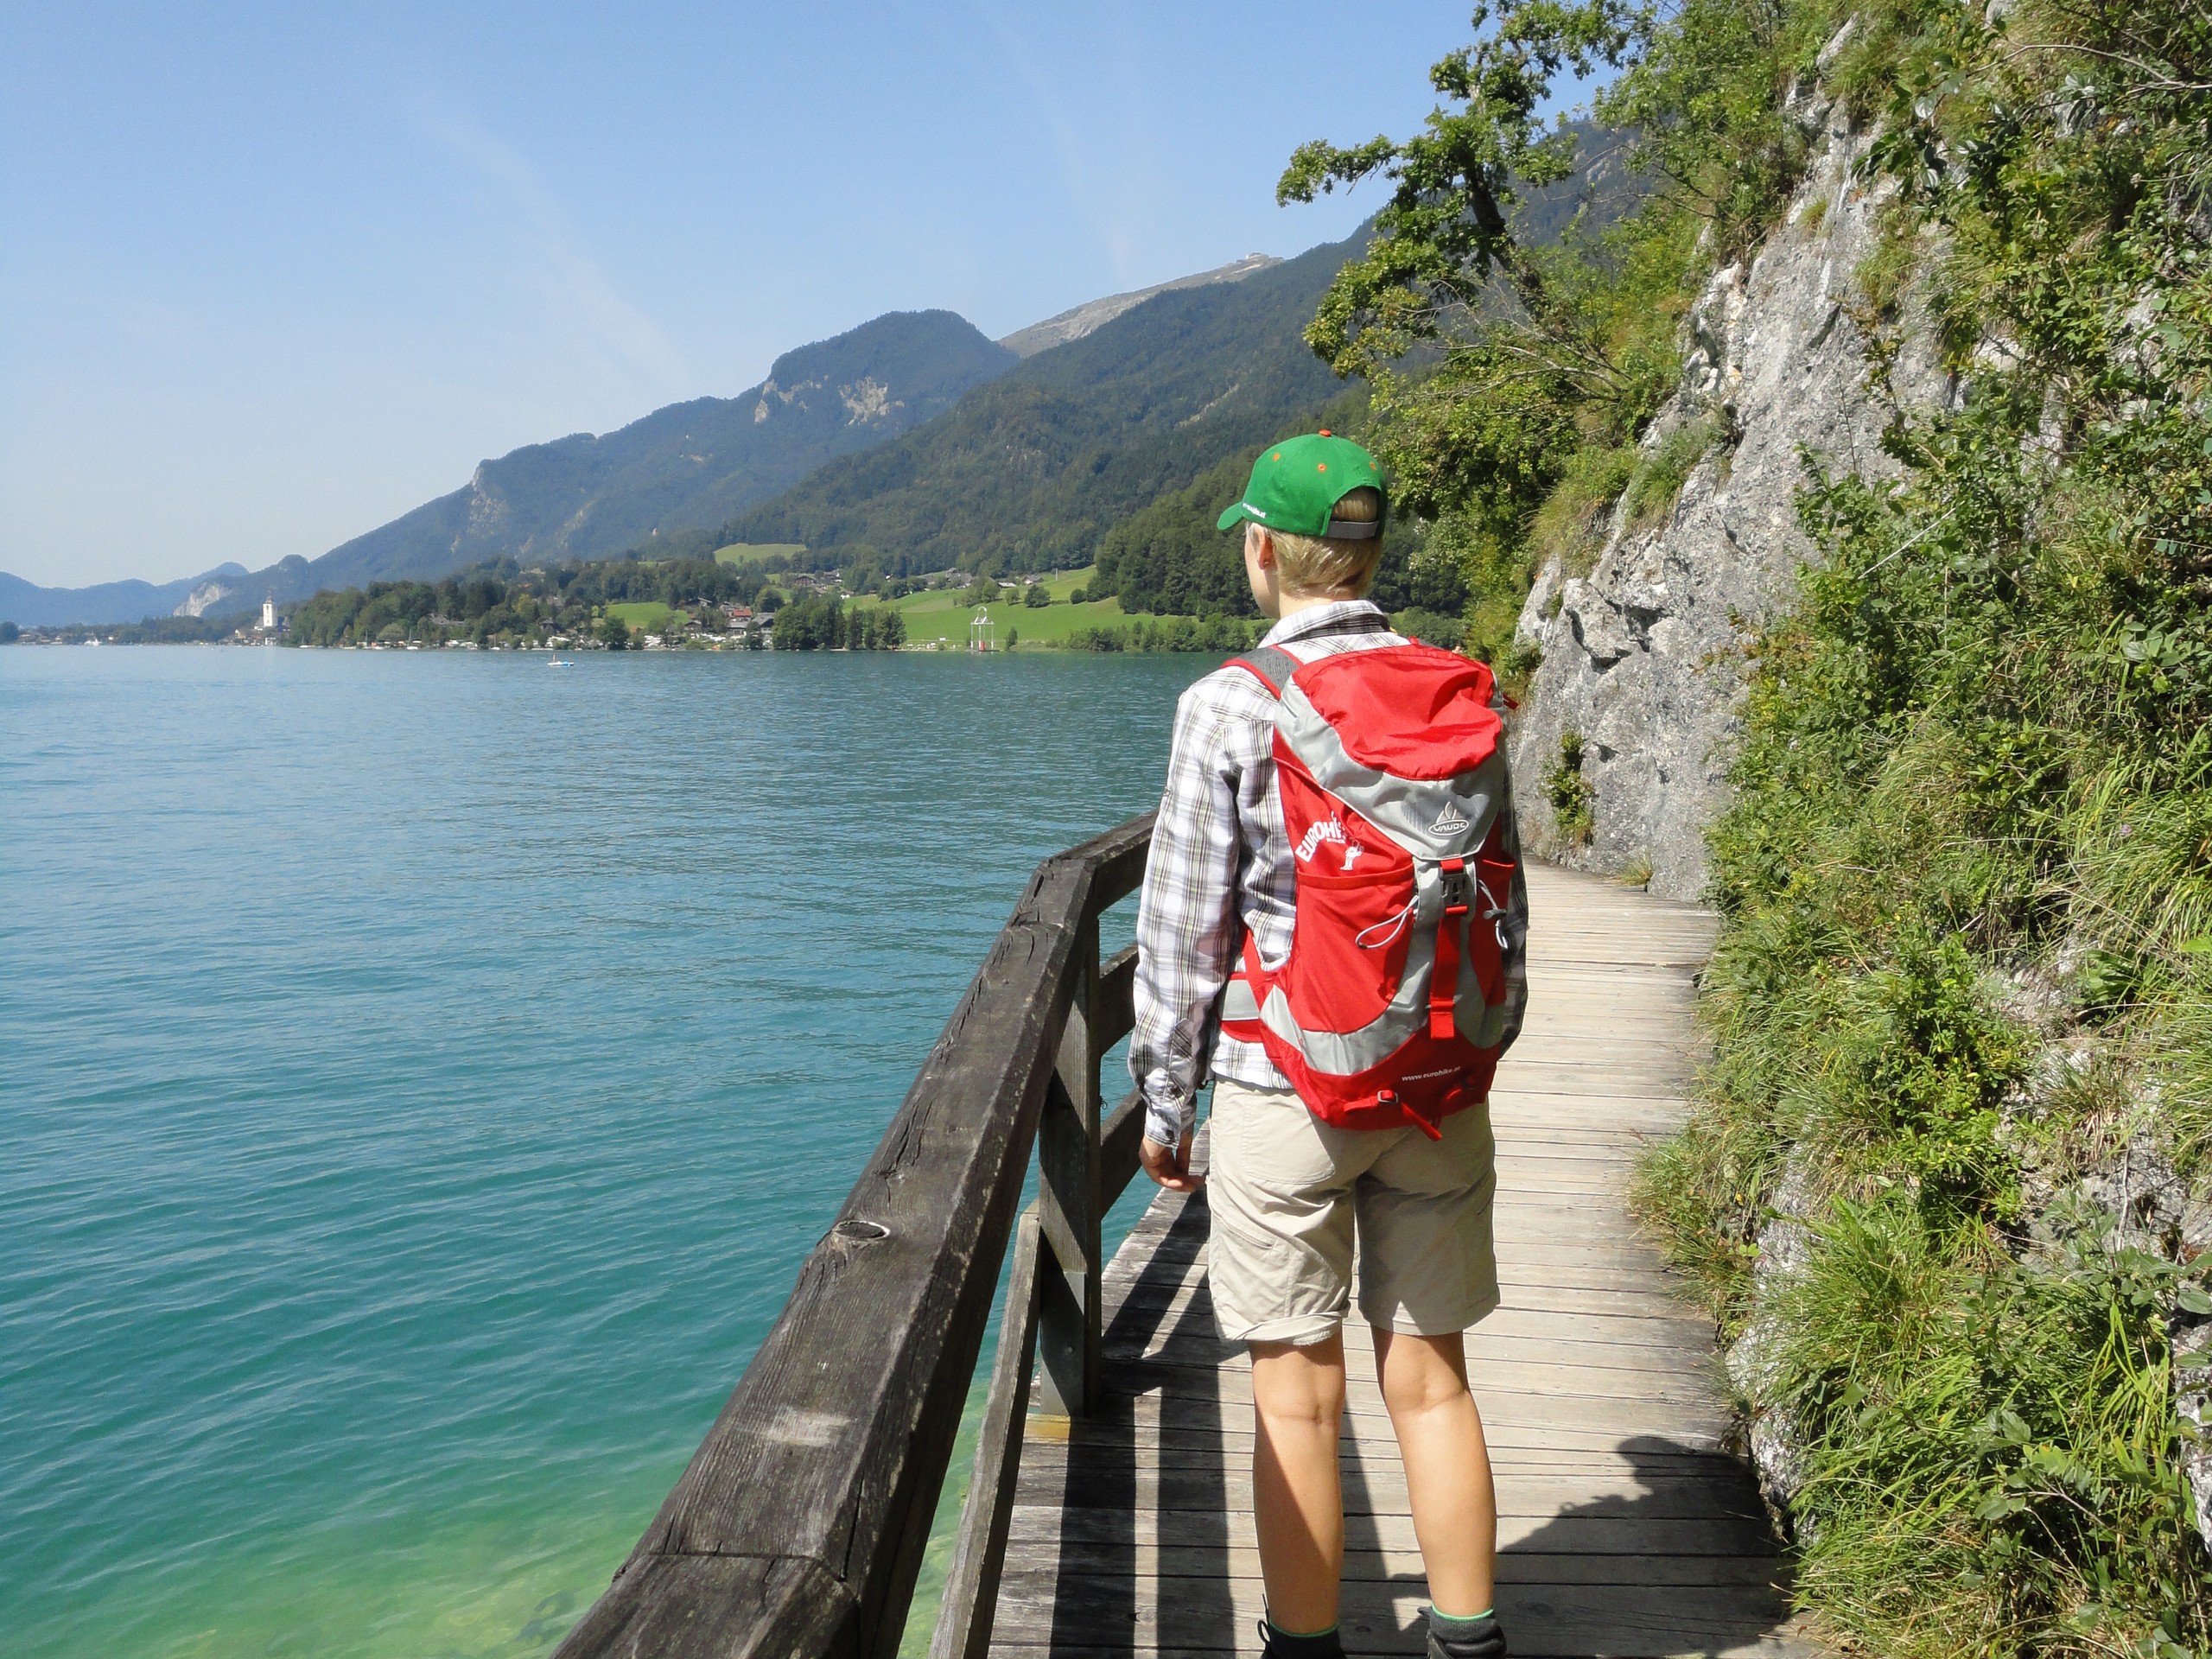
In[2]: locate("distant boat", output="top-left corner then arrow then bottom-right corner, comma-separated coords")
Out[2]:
547,657 -> 573,668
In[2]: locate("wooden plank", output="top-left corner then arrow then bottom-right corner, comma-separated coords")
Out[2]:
1113,1276 -> 1713,1331
1022,1427 -> 1732,1478
1046,1406 -> 1730,1460
988,1571 -> 1800,1649
1097,944 -> 1137,1052
1038,918 -> 1102,1416
931,1209 -> 1046,1659
1013,1461 -> 1768,1525
1004,1503 -> 1777,1557
1007,1541 -> 1789,1586
555,1554 -> 851,1659
1099,1088 -> 1147,1211
1111,1353 -> 1726,1408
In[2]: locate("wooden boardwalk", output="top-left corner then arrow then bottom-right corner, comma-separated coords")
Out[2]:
989,863 -> 1821,1659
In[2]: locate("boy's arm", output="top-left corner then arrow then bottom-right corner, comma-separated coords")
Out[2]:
1130,683 -> 1246,1157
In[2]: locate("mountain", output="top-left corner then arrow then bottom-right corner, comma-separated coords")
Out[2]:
715,229 -> 1368,576
2,311 -> 1013,626
996,253 -> 1280,358
299,309 -> 1017,594
3,256 -> 1318,626
0,563 -> 250,629
711,138 -> 1652,584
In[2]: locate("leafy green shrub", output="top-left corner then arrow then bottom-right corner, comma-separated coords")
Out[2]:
1065,615 -> 1258,654
1544,730 -> 1595,845
1388,607 -> 1467,650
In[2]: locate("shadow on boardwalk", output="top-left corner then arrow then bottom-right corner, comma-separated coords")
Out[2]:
995,866 -> 1820,1659
1012,1190 -> 1805,1659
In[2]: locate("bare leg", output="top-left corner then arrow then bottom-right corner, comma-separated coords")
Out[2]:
1249,1332 -> 1348,1632
1373,1328 -> 1497,1617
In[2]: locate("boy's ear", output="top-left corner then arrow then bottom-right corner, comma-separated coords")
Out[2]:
1246,524 -> 1274,568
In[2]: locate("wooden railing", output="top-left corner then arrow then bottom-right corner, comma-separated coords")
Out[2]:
554,812 -> 1158,1659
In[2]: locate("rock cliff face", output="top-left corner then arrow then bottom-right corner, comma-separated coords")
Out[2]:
1509,75 -> 1956,899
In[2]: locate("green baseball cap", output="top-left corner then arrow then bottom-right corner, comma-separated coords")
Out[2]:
1216,429 -> 1388,539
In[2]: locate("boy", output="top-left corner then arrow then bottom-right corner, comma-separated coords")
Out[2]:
1130,432 -> 1519,1659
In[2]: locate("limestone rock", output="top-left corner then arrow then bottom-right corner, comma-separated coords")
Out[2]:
1510,110 -> 1956,897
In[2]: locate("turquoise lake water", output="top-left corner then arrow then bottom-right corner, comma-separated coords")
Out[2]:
1,645 -> 1200,1659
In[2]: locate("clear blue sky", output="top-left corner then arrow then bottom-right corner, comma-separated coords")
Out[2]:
2,2 -> 1483,590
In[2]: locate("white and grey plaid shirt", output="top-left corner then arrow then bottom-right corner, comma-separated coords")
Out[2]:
1128,600 -> 1409,1147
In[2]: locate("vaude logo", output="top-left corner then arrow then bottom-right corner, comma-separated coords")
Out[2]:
1428,802 -> 1470,836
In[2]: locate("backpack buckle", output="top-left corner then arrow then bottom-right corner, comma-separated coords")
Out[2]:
1439,855 -> 1471,917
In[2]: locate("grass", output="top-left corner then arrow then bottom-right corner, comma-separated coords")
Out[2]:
1607,0 -> 2212,1647
1622,414 -> 1725,535
850,569 -> 1155,650
603,601 -> 683,634
713,543 -> 806,565
1529,445 -> 1637,577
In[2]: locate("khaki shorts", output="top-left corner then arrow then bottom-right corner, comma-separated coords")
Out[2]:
1205,1077 -> 1500,1346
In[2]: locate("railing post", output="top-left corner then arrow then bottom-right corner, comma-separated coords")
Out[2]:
1036,912 -> 1102,1416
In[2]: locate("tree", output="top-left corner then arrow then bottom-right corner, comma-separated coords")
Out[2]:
1023,582 -> 1050,607
0,621 -> 18,643
1277,0 -> 1639,385
596,612 -> 631,650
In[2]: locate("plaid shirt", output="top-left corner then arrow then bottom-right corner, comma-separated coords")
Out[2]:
1129,600 -> 1409,1146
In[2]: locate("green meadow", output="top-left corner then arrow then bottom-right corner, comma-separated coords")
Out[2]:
850,568 -> 1139,649
601,601 -> 683,635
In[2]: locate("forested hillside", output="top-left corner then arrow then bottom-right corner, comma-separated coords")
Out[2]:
718,130 -> 1643,587
1315,0 -> 2212,1651
715,234 -> 1366,575
300,310 -> 1016,588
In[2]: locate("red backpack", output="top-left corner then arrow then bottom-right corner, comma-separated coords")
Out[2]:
1217,634 -> 1529,1136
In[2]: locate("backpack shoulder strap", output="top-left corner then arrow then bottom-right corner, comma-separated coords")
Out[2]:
1222,643 -> 1300,697
1223,610 -> 1393,696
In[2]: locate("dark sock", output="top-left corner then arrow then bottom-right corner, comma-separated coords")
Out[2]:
1427,1605 -> 1507,1659
1259,1618 -> 1344,1659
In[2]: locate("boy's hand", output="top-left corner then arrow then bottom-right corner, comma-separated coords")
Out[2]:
1140,1128 -> 1202,1192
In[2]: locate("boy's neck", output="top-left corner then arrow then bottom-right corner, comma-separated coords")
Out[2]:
1271,589 -> 1360,626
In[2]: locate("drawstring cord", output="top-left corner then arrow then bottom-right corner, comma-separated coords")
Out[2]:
1353,899 -> 1417,950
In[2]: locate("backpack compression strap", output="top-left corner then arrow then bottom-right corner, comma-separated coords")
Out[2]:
1224,611 -> 1392,696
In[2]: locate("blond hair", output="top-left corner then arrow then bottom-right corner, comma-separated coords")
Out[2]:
1268,486 -> 1384,596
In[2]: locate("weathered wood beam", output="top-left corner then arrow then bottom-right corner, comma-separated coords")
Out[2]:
927,1207 -> 1045,1659
1096,943 -> 1137,1052
1097,1087 -> 1148,1210
1038,918 -> 1101,1416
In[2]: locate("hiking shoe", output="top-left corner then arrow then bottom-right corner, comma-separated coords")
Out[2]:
1426,1607 -> 1507,1659
1257,1618 -> 1345,1659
